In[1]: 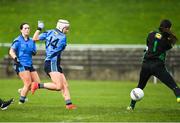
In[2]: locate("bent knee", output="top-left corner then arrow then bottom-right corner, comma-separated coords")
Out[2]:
56,84 -> 63,91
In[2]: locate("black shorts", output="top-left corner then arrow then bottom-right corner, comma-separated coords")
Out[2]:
44,60 -> 63,76
13,64 -> 36,74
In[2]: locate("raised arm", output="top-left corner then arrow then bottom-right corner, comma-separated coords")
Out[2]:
33,21 -> 44,41
33,30 -> 41,41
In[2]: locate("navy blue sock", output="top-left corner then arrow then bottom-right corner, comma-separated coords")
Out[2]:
65,99 -> 72,105
173,86 -> 180,97
130,100 -> 136,109
19,96 -> 26,103
0,99 -> 2,105
38,83 -> 44,88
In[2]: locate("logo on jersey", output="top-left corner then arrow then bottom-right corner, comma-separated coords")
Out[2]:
54,31 -> 58,35
155,33 -> 162,39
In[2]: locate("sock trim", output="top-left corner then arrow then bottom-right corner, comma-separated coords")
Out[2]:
65,99 -> 72,105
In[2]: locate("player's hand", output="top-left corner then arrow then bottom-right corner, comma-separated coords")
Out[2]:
37,20 -> 44,31
32,51 -> 37,56
14,57 -> 20,64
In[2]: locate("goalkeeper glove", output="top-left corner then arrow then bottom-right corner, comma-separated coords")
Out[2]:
14,57 -> 20,64
37,20 -> 44,31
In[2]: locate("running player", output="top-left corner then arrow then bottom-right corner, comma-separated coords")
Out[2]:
31,19 -> 76,110
127,19 -> 180,110
9,23 -> 41,104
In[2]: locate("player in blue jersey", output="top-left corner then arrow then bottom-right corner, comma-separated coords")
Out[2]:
31,19 -> 76,110
9,23 -> 41,104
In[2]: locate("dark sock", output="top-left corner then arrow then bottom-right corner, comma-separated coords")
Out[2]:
38,83 -> 44,88
0,99 -> 2,105
130,100 -> 136,109
173,86 -> 180,97
19,96 -> 26,103
65,99 -> 72,105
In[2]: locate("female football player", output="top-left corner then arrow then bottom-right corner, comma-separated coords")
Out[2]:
9,23 -> 41,104
127,19 -> 180,110
31,19 -> 76,110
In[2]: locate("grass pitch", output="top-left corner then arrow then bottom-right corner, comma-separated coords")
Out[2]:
1,0 -> 180,45
0,79 -> 180,122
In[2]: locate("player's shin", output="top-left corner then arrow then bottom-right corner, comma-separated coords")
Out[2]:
127,100 -> 136,110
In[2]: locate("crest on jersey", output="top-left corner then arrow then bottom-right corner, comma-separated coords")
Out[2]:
155,33 -> 162,39
54,31 -> 58,35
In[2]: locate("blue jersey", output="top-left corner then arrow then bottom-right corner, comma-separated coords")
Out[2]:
11,35 -> 36,67
39,29 -> 67,61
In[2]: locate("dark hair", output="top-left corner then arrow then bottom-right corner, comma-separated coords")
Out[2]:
159,19 -> 172,29
159,19 -> 178,45
20,22 -> 29,30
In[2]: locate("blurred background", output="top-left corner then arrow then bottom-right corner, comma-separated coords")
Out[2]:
0,0 -> 180,81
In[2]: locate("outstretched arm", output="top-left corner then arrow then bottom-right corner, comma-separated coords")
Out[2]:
33,30 -> 41,41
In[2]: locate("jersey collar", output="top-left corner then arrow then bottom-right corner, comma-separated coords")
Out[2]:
54,28 -> 63,34
20,34 -> 30,41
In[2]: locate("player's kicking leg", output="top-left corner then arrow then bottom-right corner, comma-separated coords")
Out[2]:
31,72 -> 76,110
127,65 -> 151,111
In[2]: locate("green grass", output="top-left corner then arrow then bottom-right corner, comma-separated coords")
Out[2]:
0,0 -> 180,44
1,0 -> 180,58
0,79 -> 180,122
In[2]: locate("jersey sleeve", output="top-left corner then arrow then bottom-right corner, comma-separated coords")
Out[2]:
39,31 -> 48,41
11,40 -> 19,51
